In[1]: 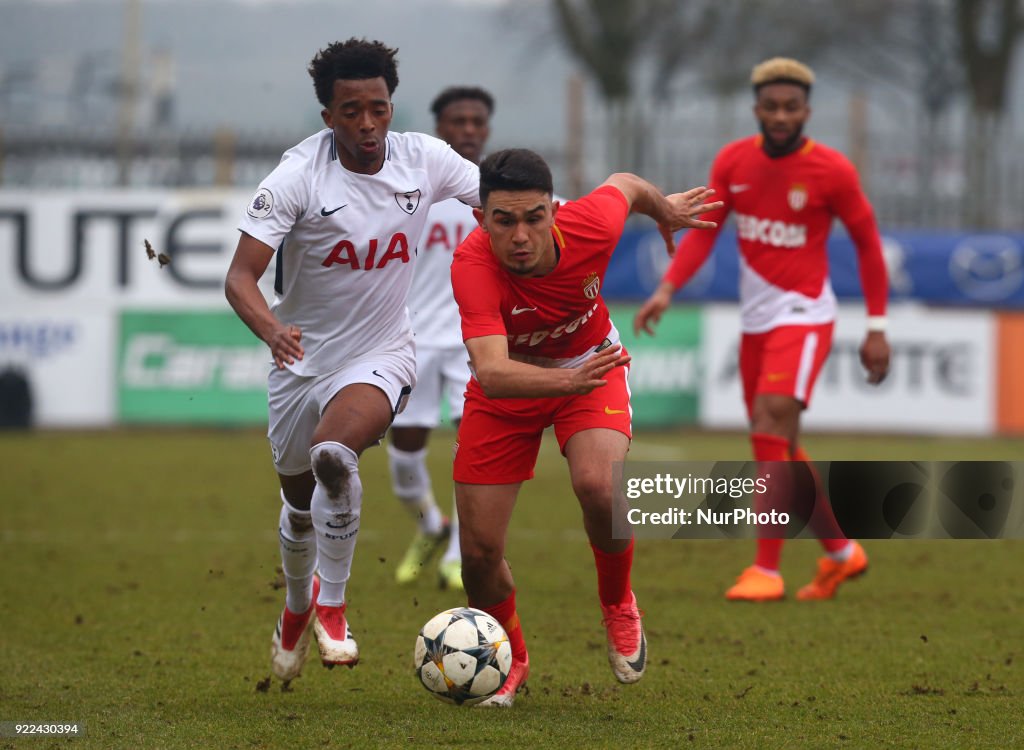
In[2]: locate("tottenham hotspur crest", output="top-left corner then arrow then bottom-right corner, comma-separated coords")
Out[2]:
396,189 -> 422,215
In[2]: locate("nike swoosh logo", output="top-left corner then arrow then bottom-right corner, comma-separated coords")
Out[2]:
326,515 -> 357,529
729,184 -> 750,193
604,406 -> 627,415
511,306 -> 537,315
372,369 -> 390,383
321,204 -> 348,216
625,631 -> 647,673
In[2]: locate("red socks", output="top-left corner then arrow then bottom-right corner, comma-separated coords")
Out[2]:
474,591 -> 527,663
751,432 -> 789,461
790,446 -> 848,553
751,433 -> 790,571
591,538 -> 634,607
754,538 -> 784,571
471,540 -> 635,666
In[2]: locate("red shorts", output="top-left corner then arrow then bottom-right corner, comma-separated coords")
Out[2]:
453,364 -> 632,485
739,323 -> 834,419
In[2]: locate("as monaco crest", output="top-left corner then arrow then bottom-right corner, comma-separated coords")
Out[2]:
396,189 -> 422,215
582,271 -> 601,300
788,184 -> 808,212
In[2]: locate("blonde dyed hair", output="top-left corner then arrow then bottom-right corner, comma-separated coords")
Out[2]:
751,58 -> 815,89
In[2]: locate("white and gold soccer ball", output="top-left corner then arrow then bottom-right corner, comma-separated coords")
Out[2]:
414,607 -> 512,705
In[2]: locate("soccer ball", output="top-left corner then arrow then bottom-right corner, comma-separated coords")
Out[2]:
414,607 -> 512,705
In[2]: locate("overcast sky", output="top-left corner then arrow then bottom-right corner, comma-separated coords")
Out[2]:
0,0 -> 572,148
3,0 -> 1022,194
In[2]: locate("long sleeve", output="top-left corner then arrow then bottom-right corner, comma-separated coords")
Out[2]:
663,153 -> 732,290
830,160 -> 887,316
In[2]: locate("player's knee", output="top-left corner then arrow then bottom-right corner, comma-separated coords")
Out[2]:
310,441 -> 359,502
751,397 -> 798,436
572,472 -> 613,506
460,537 -> 504,573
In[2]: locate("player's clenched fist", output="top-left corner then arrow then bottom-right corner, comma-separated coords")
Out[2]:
860,332 -> 890,385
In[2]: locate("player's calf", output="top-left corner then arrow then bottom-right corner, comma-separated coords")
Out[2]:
309,441 -> 364,667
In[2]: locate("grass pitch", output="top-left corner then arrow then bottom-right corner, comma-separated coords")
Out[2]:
2,429 -> 1023,749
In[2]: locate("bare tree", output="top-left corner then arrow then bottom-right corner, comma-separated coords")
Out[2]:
549,0 -> 1022,225
551,0 -> 642,102
955,0 -> 1023,226
957,0 -> 1021,113
550,0 -> 668,171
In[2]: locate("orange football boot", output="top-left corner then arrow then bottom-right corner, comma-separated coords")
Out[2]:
797,542 -> 869,601
725,566 -> 785,602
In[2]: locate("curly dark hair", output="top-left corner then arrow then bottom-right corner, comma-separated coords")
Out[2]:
307,38 -> 399,108
430,86 -> 495,120
479,149 -> 552,206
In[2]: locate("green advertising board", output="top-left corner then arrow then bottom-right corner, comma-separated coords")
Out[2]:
609,304 -> 702,427
117,307 -> 699,427
118,310 -> 268,425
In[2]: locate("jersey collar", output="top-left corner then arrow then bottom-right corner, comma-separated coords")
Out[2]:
754,133 -> 816,157
551,223 -> 565,264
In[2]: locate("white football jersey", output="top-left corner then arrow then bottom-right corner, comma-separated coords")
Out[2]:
237,129 -> 480,376
409,198 -> 478,347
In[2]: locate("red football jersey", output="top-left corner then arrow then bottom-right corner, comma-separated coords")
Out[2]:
665,136 -> 887,333
452,185 -> 628,362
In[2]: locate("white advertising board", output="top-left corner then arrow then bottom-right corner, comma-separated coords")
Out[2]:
0,307 -> 114,426
0,189 -> 275,427
699,304 -> 996,435
0,189 -> 275,309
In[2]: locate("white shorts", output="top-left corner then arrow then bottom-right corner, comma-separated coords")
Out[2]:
392,345 -> 471,429
267,344 -> 416,476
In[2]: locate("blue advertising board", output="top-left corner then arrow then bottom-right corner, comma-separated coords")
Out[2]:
604,227 -> 1024,307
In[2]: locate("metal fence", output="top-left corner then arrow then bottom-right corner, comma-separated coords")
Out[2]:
2,92 -> 1022,231
574,92 -> 1024,232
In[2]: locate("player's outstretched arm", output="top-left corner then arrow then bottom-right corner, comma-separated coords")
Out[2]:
225,232 -> 304,369
601,173 -> 723,256
467,335 -> 630,399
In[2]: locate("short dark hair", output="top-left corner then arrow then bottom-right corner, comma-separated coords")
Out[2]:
308,38 -> 399,108
430,86 -> 495,120
479,149 -> 553,206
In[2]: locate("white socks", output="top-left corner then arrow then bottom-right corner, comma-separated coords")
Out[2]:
441,495 -> 461,564
310,441 -> 363,607
826,541 -> 855,562
387,444 -> 443,535
278,492 -> 317,614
